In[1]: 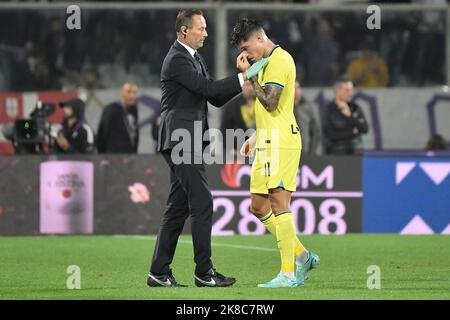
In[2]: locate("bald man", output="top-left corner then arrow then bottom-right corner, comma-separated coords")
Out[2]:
97,82 -> 139,153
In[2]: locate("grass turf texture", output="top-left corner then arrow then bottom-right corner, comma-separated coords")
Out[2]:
0,235 -> 449,300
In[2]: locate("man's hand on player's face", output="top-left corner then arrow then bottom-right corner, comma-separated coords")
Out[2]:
236,52 -> 251,72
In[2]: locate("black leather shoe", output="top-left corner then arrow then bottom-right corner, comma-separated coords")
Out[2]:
147,270 -> 186,287
194,268 -> 236,287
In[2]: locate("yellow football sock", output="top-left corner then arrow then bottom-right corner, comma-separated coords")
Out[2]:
275,211 -> 297,273
294,233 -> 306,257
260,210 -> 306,257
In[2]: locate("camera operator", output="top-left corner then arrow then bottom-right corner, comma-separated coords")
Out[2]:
55,98 -> 95,154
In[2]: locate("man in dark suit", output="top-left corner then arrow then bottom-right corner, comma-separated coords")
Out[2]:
97,82 -> 139,153
147,9 -> 267,287
323,78 -> 369,155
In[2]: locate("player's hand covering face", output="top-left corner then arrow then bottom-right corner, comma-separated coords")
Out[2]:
236,52 -> 251,71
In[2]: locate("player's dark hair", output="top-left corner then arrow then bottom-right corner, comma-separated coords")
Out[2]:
230,18 -> 264,46
175,9 -> 203,33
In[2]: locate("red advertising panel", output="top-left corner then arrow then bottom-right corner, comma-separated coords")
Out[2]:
0,92 -> 23,123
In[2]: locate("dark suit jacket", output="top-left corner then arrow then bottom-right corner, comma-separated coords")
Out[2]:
97,102 -> 139,153
158,40 -> 242,152
323,101 -> 369,154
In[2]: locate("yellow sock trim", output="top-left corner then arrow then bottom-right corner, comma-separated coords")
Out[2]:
259,211 -> 273,223
259,211 -> 277,236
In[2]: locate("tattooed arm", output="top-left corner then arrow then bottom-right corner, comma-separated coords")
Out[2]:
249,76 -> 282,112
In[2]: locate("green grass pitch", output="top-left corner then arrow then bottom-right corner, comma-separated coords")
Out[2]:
1,234 -> 449,300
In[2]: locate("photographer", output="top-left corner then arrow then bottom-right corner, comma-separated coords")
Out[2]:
55,98 -> 95,154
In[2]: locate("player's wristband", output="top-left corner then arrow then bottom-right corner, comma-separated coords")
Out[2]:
245,57 -> 269,79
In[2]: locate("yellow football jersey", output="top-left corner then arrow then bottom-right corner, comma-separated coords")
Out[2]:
254,45 -> 301,150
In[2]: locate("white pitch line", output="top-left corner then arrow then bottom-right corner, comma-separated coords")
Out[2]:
113,235 -> 278,252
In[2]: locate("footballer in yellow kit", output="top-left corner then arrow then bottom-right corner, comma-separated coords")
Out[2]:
250,44 -> 302,195
232,18 -> 319,288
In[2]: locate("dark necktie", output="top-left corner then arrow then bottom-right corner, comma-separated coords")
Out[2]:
194,53 -> 206,76
194,53 -> 208,127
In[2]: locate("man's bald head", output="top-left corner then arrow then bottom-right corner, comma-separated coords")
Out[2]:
121,82 -> 138,107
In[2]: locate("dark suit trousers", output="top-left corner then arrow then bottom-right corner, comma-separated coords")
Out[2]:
150,150 -> 214,276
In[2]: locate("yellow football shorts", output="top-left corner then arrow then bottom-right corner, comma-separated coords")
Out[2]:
250,148 -> 301,194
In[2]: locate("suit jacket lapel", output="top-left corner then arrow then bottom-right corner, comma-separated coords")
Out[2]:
173,41 -> 206,77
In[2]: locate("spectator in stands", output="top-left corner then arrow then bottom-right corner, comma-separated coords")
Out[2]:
55,98 -> 95,154
97,82 -> 139,153
220,81 -> 256,160
294,80 -> 321,155
323,78 -> 369,155
347,37 -> 389,88
33,58 -> 61,90
83,68 -> 101,90
14,41 -> 61,91
410,0 -> 446,86
306,18 -> 340,86
44,18 -> 65,78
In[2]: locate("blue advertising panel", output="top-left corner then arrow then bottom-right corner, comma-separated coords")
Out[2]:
363,157 -> 450,234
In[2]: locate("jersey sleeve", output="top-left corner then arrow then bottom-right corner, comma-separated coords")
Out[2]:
262,55 -> 289,89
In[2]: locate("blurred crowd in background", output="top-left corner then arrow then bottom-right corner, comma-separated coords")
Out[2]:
0,10 -> 180,90
227,7 -> 446,87
0,0 -> 447,92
